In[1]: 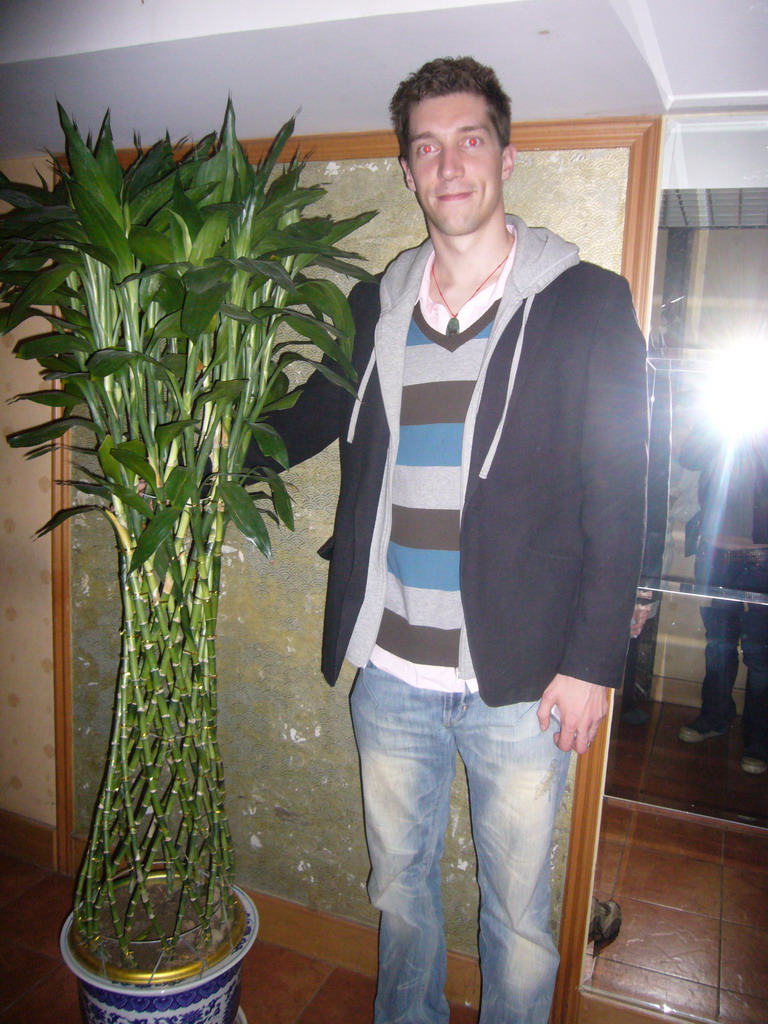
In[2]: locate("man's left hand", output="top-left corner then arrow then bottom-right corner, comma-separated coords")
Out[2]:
537,674 -> 608,754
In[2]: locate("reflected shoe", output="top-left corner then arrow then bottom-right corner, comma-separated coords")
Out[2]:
678,717 -> 729,743
621,707 -> 650,726
741,755 -> 768,775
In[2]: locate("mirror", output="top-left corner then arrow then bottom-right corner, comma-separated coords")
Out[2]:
583,114 -> 768,1023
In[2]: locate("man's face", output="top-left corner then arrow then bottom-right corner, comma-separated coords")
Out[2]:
400,92 -> 515,242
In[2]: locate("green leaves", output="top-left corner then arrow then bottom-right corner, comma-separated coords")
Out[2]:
65,180 -> 133,279
2,99 -> 386,962
2,100 -> 377,563
218,481 -> 272,557
247,423 -> 289,468
58,106 -> 123,220
12,389 -> 82,409
35,505 -> 102,539
129,507 -> 182,572
7,416 -> 98,450
15,333 -> 91,360
180,261 -> 234,338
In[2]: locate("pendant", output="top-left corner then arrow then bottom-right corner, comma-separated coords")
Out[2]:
446,317 -> 460,335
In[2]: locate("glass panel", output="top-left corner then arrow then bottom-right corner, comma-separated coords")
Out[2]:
584,114 -> 768,1021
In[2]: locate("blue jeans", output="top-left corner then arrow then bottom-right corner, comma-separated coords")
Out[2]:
350,664 -> 571,1024
695,543 -> 768,758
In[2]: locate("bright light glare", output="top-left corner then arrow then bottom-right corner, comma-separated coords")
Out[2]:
700,342 -> 768,442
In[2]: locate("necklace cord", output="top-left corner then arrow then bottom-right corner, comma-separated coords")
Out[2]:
431,251 -> 509,324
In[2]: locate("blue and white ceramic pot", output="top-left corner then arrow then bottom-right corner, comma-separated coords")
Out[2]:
60,887 -> 258,1024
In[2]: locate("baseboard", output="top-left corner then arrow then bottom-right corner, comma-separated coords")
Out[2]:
579,986 -> 672,1022
245,888 -> 481,1008
0,807 -> 57,869
650,674 -> 745,714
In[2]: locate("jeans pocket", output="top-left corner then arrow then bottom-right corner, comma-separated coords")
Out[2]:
356,662 -> 412,714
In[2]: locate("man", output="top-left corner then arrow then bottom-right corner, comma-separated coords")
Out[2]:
677,420 -> 768,774
257,57 -> 648,1024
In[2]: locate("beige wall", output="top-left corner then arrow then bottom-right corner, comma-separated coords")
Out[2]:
0,157 -> 57,827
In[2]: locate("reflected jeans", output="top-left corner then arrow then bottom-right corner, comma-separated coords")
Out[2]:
350,663 -> 571,1024
695,542 -> 768,758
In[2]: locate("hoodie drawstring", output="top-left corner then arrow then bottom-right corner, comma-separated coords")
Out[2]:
479,295 -> 533,479
346,347 -> 377,443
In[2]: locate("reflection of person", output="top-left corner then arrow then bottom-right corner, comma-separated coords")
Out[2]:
678,423 -> 768,774
251,58 -> 648,1022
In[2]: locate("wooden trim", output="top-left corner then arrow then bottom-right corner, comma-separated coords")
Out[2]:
240,118 -> 659,164
245,887 -> 481,1008
605,792 -> 768,837
52,433 -> 75,875
242,130 -> 399,164
620,118 -> 663,332
578,987 -> 677,1023
549,694 -> 613,1024
553,119 -> 662,1024
112,116 -> 660,168
0,807 -> 57,869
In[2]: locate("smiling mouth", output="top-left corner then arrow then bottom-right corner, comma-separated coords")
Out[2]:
436,191 -> 473,202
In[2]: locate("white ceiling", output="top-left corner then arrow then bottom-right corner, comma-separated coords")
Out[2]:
0,0 -> 766,161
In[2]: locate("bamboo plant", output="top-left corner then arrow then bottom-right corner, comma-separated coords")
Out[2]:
1,103 -> 373,971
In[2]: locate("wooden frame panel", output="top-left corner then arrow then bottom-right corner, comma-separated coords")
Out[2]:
52,117 -> 662,1018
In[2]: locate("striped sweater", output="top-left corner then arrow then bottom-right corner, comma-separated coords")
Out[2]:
375,300 -> 500,667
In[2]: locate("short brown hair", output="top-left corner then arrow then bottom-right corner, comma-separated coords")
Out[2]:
389,56 -> 511,159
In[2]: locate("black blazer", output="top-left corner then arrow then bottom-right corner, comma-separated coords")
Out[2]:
257,262 -> 648,706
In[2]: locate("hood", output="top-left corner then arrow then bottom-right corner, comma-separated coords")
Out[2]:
347,215 -> 579,447
378,214 -> 579,319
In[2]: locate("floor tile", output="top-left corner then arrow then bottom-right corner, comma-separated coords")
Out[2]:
718,988 -> 768,1023
628,808 -> 724,864
720,922 -> 768,998
599,897 -> 720,984
642,745 -> 728,788
0,853 -> 49,909
605,779 -> 644,802
722,866 -> 768,931
654,703 -> 725,750
0,940 -> 58,1013
594,839 -> 623,895
616,843 -> 722,918
724,764 -> 768,826
0,964 -> 80,1024
640,771 -> 730,818
606,749 -> 647,797
588,956 -> 719,1019
600,800 -> 632,844
239,940 -> 333,1024
723,828 -> 768,875
297,966 -> 377,1023
2,873 -> 74,960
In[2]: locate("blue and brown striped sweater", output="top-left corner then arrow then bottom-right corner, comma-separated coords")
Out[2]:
376,300 -> 500,667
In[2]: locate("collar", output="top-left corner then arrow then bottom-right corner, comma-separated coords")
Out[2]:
418,224 -> 517,334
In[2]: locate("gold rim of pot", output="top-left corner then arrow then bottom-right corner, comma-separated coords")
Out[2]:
67,875 -> 247,985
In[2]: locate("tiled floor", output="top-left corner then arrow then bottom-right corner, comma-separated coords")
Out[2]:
587,714 -> 768,1023
0,851 -> 478,1023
